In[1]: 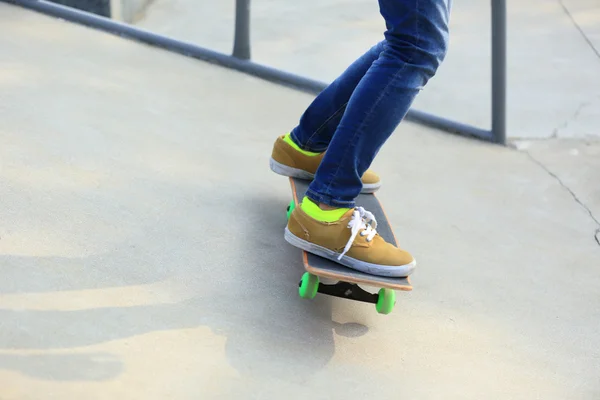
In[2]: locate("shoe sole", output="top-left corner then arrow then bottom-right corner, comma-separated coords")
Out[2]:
284,227 -> 416,278
270,158 -> 381,193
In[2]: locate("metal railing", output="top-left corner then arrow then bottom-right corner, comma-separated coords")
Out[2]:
5,0 -> 507,145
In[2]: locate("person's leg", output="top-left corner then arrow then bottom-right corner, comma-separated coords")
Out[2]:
284,0 -> 451,277
269,42 -> 385,193
290,42 -> 385,153
306,0 -> 451,209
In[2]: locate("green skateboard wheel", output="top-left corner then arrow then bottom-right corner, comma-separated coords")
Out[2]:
299,272 -> 319,299
286,199 -> 295,220
376,288 -> 396,314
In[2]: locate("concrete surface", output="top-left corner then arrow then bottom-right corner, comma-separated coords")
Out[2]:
1,3 -> 600,399
109,0 -> 154,23
135,0 -> 600,140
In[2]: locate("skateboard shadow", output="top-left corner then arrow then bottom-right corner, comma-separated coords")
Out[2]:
218,191 -> 372,380
0,184 -> 370,384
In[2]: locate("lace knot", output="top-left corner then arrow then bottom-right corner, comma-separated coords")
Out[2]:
337,207 -> 378,260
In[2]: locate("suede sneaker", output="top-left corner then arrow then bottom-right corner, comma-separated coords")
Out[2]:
269,133 -> 382,193
284,196 -> 416,277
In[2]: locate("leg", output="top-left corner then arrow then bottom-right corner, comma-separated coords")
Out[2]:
290,42 -> 385,152
284,0 -> 452,278
307,0 -> 451,208
269,42 -> 386,193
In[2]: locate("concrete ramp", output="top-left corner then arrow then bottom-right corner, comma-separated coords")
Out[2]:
1,4 -> 599,399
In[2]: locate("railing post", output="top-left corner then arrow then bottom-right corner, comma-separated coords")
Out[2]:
491,0 -> 507,144
233,0 -> 251,60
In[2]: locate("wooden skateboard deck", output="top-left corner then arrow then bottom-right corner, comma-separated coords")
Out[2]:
287,177 -> 412,314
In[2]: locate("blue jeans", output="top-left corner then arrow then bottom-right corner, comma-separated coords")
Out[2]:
290,0 -> 451,208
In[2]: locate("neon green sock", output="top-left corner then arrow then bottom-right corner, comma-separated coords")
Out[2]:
300,196 -> 350,222
283,133 -> 322,157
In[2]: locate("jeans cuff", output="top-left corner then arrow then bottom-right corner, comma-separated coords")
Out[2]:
290,129 -> 326,153
306,188 -> 356,209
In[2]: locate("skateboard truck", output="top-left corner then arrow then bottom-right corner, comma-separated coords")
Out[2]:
300,280 -> 379,304
297,272 -> 396,314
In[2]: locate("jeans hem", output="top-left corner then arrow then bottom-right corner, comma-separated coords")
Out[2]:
290,129 -> 327,153
306,188 -> 356,209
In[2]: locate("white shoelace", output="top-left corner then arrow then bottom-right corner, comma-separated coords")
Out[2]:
338,206 -> 378,260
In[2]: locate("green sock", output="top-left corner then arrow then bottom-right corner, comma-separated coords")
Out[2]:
300,196 -> 350,222
283,133 -> 322,157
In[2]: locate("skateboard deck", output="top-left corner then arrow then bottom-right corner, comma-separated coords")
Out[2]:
286,177 -> 412,314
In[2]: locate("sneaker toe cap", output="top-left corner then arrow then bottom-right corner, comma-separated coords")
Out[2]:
349,244 -> 414,267
361,169 -> 380,184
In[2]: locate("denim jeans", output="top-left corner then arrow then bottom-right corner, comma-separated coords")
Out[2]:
290,0 -> 451,208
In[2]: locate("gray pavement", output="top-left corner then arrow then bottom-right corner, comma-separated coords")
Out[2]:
1,3 -> 599,400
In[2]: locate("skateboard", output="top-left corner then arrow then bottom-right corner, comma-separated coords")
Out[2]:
286,177 -> 412,315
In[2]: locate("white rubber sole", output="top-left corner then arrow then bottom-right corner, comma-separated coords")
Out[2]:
270,157 -> 314,180
361,182 -> 381,194
270,158 -> 381,194
284,227 -> 416,278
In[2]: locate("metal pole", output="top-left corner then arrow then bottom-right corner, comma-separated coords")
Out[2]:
491,0 -> 507,144
405,109 -> 493,141
232,0 -> 251,60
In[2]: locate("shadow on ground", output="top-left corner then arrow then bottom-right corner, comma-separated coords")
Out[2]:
0,192 -> 369,383
0,353 -> 122,381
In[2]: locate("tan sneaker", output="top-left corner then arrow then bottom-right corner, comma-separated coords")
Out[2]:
269,134 -> 381,193
285,200 -> 416,277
